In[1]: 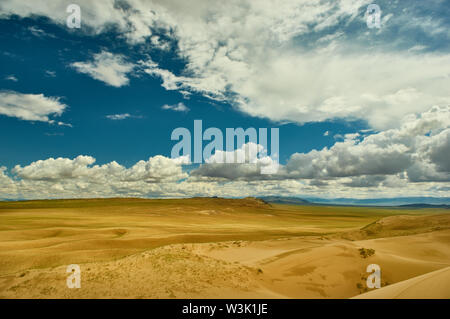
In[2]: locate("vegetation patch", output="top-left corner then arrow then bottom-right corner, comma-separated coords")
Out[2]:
358,248 -> 375,258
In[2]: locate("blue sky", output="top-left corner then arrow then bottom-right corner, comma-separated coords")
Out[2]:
0,0 -> 449,200
0,15 -> 363,169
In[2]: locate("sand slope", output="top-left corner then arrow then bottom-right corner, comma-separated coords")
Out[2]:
0,199 -> 449,299
353,266 -> 450,299
1,228 -> 449,299
195,229 -> 450,298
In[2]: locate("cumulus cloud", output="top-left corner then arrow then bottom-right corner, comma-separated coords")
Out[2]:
192,142 -> 279,180
233,53 -> 450,129
2,0 -> 449,128
12,155 -> 189,183
13,156 -> 96,181
134,1 -> 450,129
193,106 -> 450,185
0,166 -> 16,198
71,51 -> 135,87
0,91 -> 67,123
0,1 -> 449,199
4,155 -> 191,199
4,107 -> 445,200
0,118 -> 449,199
286,140 -> 411,179
161,102 -> 189,112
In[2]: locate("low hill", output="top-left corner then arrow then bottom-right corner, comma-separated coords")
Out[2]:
340,214 -> 450,240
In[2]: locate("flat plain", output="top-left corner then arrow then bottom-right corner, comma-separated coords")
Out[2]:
0,197 -> 449,298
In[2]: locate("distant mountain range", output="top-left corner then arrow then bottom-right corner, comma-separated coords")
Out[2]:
259,196 -> 312,205
1,196 -> 449,208
259,196 -> 450,208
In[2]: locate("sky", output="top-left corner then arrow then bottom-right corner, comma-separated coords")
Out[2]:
0,0 -> 449,200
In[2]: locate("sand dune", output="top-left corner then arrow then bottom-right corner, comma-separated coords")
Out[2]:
353,266 -> 450,299
0,199 -> 449,298
195,229 -> 450,298
1,229 -> 449,299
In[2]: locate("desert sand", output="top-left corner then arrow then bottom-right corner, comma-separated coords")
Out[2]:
353,266 -> 450,299
0,198 -> 449,299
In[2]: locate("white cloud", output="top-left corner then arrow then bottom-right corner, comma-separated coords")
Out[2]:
285,106 -> 450,182
71,51 -> 135,87
5,75 -> 18,82
1,107 -> 447,200
106,113 -> 143,120
27,25 -> 55,38
192,106 -> 450,184
2,1 -> 449,128
0,1 -> 449,200
56,121 -> 72,127
0,91 -> 67,123
106,113 -> 131,120
161,102 -> 189,112
1,114 -> 450,199
45,70 -> 56,77
132,1 -> 450,130
12,155 -> 189,183
0,166 -> 16,198
12,155 -> 97,181
234,53 -> 450,129
192,142 -> 279,181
